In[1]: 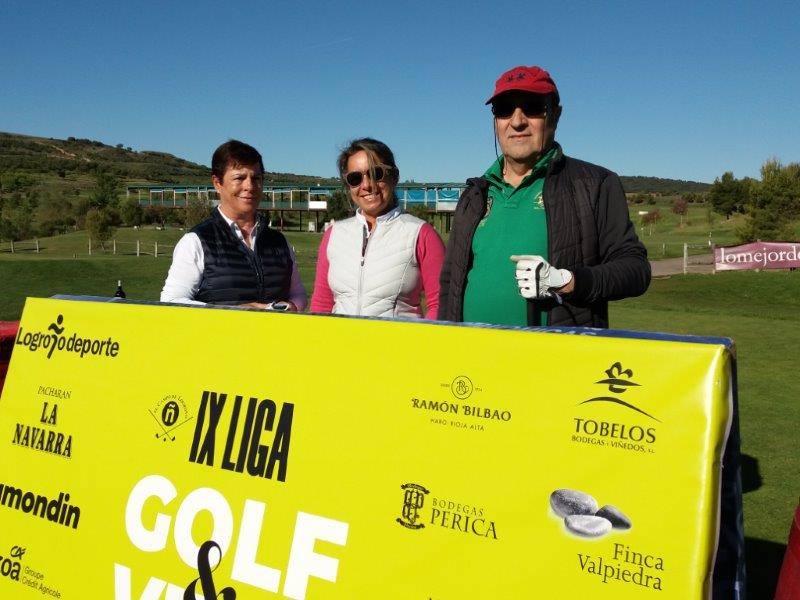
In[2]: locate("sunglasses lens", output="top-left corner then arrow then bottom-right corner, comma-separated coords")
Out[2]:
492,101 -> 514,118
345,171 -> 363,187
521,99 -> 546,117
492,98 -> 547,118
345,166 -> 391,187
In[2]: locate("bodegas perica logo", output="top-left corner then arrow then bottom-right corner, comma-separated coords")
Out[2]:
14,314 -> 121,360
395,483 -> 499,540
396,483 -> 429,530
571,362 -> 660,454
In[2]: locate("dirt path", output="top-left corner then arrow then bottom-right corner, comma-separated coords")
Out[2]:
650,256 -> 714,277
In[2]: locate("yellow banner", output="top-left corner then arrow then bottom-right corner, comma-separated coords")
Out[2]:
0,297 -> 732,599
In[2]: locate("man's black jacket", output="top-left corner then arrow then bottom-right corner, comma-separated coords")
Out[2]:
438,145 -> 651,327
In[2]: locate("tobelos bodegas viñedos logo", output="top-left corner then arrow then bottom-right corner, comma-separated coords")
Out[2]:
14,314 -> 121,360
578,362 -> 659,422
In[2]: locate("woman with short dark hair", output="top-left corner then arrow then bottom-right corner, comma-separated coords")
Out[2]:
161,139 -> 306,310
310,138 -> 444,318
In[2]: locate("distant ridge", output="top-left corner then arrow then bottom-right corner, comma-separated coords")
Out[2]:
619,175 -> 709,194
0,132 -> 338,187
0,131 -> 708,193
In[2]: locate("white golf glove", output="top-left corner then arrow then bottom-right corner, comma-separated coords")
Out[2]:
510,255 -> 573,300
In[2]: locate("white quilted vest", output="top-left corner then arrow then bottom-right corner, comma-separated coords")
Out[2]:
327,209 -> 424,317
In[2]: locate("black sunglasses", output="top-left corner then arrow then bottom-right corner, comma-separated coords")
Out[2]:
491,97 -> 548,119
344,165 -> 396,188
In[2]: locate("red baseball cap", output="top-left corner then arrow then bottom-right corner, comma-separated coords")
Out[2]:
486,65 -> 558,104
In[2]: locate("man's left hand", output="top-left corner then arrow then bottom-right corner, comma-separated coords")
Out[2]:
510,255 -> 574,299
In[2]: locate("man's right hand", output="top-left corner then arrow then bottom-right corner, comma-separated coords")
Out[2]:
510,255 -> 573,299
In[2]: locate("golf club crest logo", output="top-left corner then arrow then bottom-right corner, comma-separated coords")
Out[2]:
149,395 -> 194,442
396,483 -> 429,530
578,362 -> 659,422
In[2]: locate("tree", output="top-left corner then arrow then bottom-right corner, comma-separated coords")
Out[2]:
119,197 -> 143,227
143,205 -> 168,228
72,196 -> 92,228
735,207 -> 793,243
0,196 -> 9,241
184,196 -> 212,229
736,158 -> 800,242
705,205 -> 714,227
36,191 -> 74,236
755,159 -> 800,221
671,198 -> 689,227
1,192 -> 36,241
89,172 -> 121,210
324,190 -> 353,222
85,208 -> 115,250
641,209 -> 661,236
707,172 -> 748,217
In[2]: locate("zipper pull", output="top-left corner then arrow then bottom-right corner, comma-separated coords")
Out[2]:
361,225 -> 368,266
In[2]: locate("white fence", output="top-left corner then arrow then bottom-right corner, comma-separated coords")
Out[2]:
88,240 -> 175,257
0,239 -> 41,253
0,239 -> 174,258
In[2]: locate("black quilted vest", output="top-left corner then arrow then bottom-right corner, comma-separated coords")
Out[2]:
192,210 -> 292,305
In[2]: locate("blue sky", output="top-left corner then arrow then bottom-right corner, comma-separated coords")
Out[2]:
1,0 -> 797,184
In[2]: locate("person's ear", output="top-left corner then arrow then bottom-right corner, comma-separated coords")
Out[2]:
551,104 -> 563,128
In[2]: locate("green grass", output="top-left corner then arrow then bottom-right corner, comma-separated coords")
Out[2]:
631,198 -> 800,260
0,228 -> 322,318
1,228 -> 797,596
630,198 -> 742,258
612,271 -> 800,596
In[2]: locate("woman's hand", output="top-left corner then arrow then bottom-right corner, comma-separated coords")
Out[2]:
240,301 -> 298,311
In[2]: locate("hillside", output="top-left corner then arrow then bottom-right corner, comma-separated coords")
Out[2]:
619,175 -> 709,194
0,132 -> 338,188
0,131 -> 708,193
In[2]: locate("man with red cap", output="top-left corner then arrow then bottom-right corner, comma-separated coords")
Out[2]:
438,65 -> 650,327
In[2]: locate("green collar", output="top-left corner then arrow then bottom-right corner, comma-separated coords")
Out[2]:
484,146 -> 557,189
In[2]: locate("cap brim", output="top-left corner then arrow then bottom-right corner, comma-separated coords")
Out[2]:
486,88 -> 554,105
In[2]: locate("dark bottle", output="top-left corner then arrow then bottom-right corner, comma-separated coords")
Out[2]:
114,280 -> 126,299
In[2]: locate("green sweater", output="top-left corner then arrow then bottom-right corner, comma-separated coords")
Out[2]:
462,149 -> 555,326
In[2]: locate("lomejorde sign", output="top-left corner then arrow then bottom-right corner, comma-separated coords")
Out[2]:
0,298 -> 738,598
715,241 -> 800,271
